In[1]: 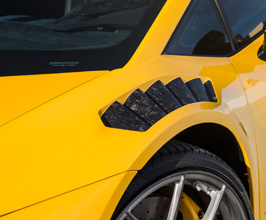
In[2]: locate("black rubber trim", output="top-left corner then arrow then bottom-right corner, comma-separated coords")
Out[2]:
214,0 -> 237,50
101,77 -> 218,131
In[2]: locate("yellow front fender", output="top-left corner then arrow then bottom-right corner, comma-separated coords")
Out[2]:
0,49 -> 258,218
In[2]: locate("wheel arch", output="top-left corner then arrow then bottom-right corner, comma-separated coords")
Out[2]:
127,106 -> 257,214
173,123 -> 249,194
112,140 -> 254,219
102,106 -> 258,219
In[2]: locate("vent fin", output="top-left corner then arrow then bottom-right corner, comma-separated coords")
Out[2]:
124,89 -> 166,126
186,78 -> 209,102
146,80 -> 182,113
204,80 -> 218,103
101,77 -> 218,132
166,77 -> 196,105
101,101 -> 150,131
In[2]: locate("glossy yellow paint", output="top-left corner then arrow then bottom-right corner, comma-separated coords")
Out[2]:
0,71 -> 106,126
1,172 -> 136,220
230,35 -> 266,220
126,0 -> 191,67
0,55 -> 258,218
0,0 -> 263,219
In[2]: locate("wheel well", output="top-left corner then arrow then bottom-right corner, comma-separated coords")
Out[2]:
173,123 -> 249,195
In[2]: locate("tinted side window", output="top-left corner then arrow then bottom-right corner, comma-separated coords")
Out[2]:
0,0 -> 166,76
164,0 -> 232,56
220,0 -> 266,47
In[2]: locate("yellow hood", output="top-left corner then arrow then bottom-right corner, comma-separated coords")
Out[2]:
0,71 -> 107,126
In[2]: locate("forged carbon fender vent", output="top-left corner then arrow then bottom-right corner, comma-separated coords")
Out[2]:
101,78 -> 217,131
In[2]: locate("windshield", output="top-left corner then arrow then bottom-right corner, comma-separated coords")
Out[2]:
0,0 -> 166,76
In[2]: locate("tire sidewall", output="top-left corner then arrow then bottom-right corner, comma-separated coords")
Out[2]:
112,145 -> 254,220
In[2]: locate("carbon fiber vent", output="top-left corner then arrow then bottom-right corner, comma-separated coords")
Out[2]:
101,78 -> 217,131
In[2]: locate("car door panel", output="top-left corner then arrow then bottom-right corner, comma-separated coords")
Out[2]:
230,35 -> 266,220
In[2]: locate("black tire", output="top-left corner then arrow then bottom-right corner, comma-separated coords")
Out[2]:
112,140 -> 254,220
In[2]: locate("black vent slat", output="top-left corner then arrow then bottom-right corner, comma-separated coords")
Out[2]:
166,77 -> 196,105
204,80 -> 218,102
101,101 -> 150,132
146,80 -> 182,113
186,78 -> 209,102
101,77 -> 218,131
124,89 -> 166,125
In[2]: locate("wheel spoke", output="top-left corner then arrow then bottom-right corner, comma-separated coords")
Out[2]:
167,176 -> 184,220
126,212 -> 138,220
202,185 -> 226,220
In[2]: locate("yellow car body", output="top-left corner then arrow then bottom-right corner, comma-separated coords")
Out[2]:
0,0 -> 266,219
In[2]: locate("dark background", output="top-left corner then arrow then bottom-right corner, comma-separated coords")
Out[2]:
0,0 -> 65,19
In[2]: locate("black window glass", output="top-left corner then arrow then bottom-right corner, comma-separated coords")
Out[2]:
164,0 -> 232,56
220,0 -> 266,47
0,0 -> 166,76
